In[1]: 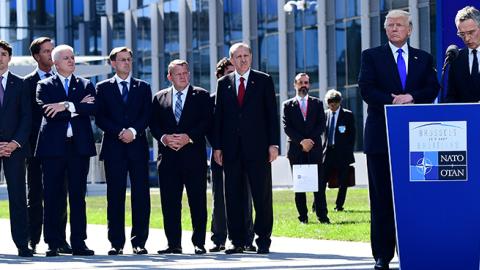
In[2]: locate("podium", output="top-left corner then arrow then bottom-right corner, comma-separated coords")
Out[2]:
385,103 -> 480,270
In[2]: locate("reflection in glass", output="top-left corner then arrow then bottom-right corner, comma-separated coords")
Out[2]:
224,0 -> 242,48
346,19 -> 361,85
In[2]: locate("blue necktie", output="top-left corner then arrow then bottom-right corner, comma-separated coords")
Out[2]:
64,78 -> 69,95
328,111 -> 336,146
174,91 -> 183,123
0,76 -> 4,106
397,48 -> 407,90
120,81 -> 129,103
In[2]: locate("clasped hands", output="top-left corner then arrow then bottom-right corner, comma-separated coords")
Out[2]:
300,139 -> 314,152
0,141 -> 18,157
213,145 -> 278,166
43,94 -> 95,117
391,93 -> 414,104
118,129 -> 134,144
162,133 -> 191,151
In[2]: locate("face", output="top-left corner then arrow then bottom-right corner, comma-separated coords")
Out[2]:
328,101 -> 341,112
385,16 -> 412,47
34,41 -> 54,71
0,47 -> 11,74
230,46 -> 252,75
294,75 -> 310,97
225,64 -> 235,75
111,51 -> 132,78
457,18 -> 480,49
167,64 -> 190,90
54,49 -> 75,76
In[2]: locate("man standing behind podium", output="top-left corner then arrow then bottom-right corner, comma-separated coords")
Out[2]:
358,10 -> 438,270
96,47 -> 151,255
36,45 -> 97,257
446,6 -> 480,103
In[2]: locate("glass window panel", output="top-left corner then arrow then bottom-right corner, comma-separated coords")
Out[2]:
192,0 -> 209,48
346,19 -> 361,85
335,22 -> 346,87
257,0 -> 278,36
117,0 -> 129,12
347,0 -> 361,17
112,13 -> 125,48
335,0 -> 345,19
392,0 -> 408,9
341,86 -> 363,151
224,0 -> 242,47
259,34 -> 280,94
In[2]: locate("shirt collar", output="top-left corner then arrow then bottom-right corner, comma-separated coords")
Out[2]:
296,94 -> 309,102
0,70 -> 9,80
57,73 -> 72,84
114,73 -> 131,84
36,67 -> 53,78
388,41 -> 409,56
172,84 -> 190,95
468,47 -> 480,54
234,69 -> 251,82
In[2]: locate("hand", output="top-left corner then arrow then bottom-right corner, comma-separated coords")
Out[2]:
268,145 -> 279,162
119,129 -> 134,143
214,150 -> 223,166
162,134 -> 180,151
81,94 -> 95,104
300,139 -> 315,152
391,93 -> 414,104
0,142 -> 8,157
43,102 -> 66,117
171,133 -> 190,151
0,141 -> 18,157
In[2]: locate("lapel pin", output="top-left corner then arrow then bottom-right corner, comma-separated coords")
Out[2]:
414,56 -> 418,60
228,85 -> 231,88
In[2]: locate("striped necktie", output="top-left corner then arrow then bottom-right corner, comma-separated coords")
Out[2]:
174,91 -> 183,123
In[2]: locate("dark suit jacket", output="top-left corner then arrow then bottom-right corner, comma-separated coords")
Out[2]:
23,70 -> 43,155
150,85 -> 211,166
212,69 -> 279,162
0,72 -> 31,156
325,107 -> 355,165
445,48 -> 480,103
282,96 -> 325,164
95,77 -> 152,161
35,74 -> 97,157
358,44 -> 439,154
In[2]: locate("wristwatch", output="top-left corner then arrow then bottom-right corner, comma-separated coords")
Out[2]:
64,101 -> 70,110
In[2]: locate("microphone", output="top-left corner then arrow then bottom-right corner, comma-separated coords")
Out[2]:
445,44 -> 459,63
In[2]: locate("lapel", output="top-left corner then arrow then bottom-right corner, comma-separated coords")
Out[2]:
165,87 -> 176,123
243,70 -> 255,106
52,74 -> 70,99
291,98 -> 305,122
2,73 -> 18,108
405,46 -> 419,91
127,77 -> 138,106
305,96 -> 315,123
178,85 -> 195,125
382,44 -> 403,91
226,73 -> 238,109
459,49 -> 471,81
335,108 -> 345,137
108,76 -> 124,105
68,74 -> 80,99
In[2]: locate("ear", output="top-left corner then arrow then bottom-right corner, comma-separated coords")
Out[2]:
33,54 -> 40,62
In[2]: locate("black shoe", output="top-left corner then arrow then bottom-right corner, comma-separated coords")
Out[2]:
108,247 -> 123,255
334,206 -> 344,212
244,245 -> 257,252
58,243 -> 73,254
374,258 -> 390,270
318,217 -> 331,224
29,242 -> 37,254
194,245 -> 206,254
72,246 -> 95,256
257,247 -> 270,254
46,247 -> 59,257
298,216 -> 308,224
225,246 -> 244,254
209,244 -> 225,252
157,247 -> 182,254
18,247 -> 33,257
133,246 -> 148,255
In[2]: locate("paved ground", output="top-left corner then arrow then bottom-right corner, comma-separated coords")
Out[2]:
0,219 -> 398,270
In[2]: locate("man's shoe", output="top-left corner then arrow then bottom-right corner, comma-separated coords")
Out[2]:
157,247 -> 182,254
374,258 -> 390,270
318,217 -> 331,224
46,247 -> 59,257
108,247 -> 123,255
58,243 -> 73,254
257,247 -> 270,254
18,247 -> 33,257
225,246 -> 244,254
133,246 -> 148,255
334,207 -> 344,212
298,216 -> 308,224
72,246 -> 95,256
194,245 -> 206,254
209,244 -> 225,252
244,245 -> 257,252
29,242 -> 37,254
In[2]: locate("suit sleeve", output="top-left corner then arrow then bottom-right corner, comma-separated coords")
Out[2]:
94,83 -> 124,135
36,82 -> 71,121
311,100 -> 326,144
212,81 -> 224,150
282,102 -> 304,144
73,81 -> 97,115
347,111 -> 356,151
149,94 -> 164,141
409,54 -> 439,103
358,49 -> 395,106
13,79 -> 32,147
131,83 -> 152,136
264,75 -> 280,146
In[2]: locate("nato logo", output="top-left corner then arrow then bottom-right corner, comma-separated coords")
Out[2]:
409,122 -> 467,182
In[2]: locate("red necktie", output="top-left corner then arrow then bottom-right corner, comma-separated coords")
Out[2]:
237,77 -> 245,106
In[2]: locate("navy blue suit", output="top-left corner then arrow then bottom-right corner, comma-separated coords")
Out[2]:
358,44 -> 438,261
36,74 -> 96,249
95,76 -> 151,249
0,71 -> 31,249
445,48 -> 480,103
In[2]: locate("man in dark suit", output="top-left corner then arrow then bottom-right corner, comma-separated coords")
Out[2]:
323,89 -> 355,212
0,40 -> 33,257
446,6 -> 480,102
150,59 -> 211,255
282,73 -> 329,224
213,42 -> 280,254
36,44 -> 97,257
208,57 -> 256,252
96,47 -> 151,256
24,37 -> 71,254
358,10 -> 439,270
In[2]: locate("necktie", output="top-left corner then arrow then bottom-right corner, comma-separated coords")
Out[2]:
328,111 -> 336,146
45,72 -> 52,79
174,91 -> 183,123
397,48 -> 407,90
300,98 -> 307,120
0,76 -> 4,106
120,81 -> 129,103
472,49 -> 479,77
237,77 -> 245,106
64,78 -> 69,96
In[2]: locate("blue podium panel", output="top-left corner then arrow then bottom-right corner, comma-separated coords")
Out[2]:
385,104 -> 480,270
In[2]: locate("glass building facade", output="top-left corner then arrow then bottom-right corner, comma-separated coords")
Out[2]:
0,0 -> 438,153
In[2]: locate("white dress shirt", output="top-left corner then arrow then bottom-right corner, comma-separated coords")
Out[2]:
389,41 -> 409,73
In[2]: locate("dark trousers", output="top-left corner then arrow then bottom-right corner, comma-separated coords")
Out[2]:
367,153 -> 396,262
158,158 -> 207,248
210,159 -> 254,246
223,156 -> 273,249
26,156 -> 68,246
324,148 -> 350,209
1,152 -> 29,249
104,156 -> 150,249
42,141 -> 90,249
293,162 -> 328,221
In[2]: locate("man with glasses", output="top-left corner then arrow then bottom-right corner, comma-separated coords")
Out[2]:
446,6 -> 480,102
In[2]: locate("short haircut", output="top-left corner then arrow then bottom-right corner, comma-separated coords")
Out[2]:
294,72 -> 310,83
108,46 -> 133,62
167,59 -> 189,75
215,57 -> 233,78
52,44 -> 74,61
384,9 -> 412,28
29,37 -> 52,56
455,6 -> 480,27
324,89 -> 342,103
0,40 -> 13,56
229,42 -> 252,58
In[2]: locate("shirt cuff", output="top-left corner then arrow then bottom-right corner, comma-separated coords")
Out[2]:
12,140 -> 21,148
160,134 -> 167,146
128,127 -> 137,140
67,102 -> 76,113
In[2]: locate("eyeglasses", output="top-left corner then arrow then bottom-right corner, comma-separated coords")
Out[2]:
457,28 -> 478,39
116,57 -> 132,63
